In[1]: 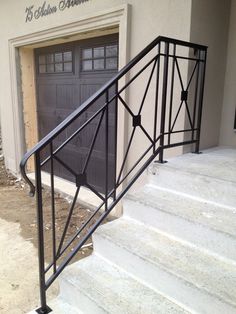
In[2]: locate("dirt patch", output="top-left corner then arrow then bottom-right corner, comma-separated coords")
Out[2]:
0,186 -> 97,264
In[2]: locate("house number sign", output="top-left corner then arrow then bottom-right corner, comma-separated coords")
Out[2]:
25,0 -> 89,23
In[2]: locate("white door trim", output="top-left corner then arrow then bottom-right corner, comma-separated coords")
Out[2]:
8,4 -> 130,173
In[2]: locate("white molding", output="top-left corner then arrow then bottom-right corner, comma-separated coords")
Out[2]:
9,5 -> 129,46
8,4 -> 130,174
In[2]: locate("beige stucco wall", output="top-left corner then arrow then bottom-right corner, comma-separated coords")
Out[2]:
0,0 -> 192,175
189,0 -> 231,150
220,0 -> 236,147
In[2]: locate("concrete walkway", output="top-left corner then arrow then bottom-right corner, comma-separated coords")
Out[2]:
0,185 -> 59,314
0,216 -> 39,314
0,130 -> 58,313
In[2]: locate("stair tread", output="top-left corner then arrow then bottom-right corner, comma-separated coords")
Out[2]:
61,255 -> 188,314
95,217 -> 236,308
126,184 -> 236,238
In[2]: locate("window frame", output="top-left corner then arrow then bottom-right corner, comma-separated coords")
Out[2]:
37,49 -> 74,75
81,42 -> 118,73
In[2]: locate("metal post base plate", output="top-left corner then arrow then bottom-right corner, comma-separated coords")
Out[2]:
154,160 -> 168,164
36,305 -> 52,314
192,151 -> 202,155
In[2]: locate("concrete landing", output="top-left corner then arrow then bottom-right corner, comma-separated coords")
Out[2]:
157,147 -> 236,183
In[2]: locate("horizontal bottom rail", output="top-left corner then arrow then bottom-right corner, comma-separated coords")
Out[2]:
163,139 -> 197,150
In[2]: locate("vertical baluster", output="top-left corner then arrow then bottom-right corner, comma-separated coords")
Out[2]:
192,49 -> 200,142
168,44 -> 176,145
153,43 -> 161,154
105,90 -> 109,211
158,41 -> 169,163
50,143 -> 56,274
195,49 -> 207,154
35,151 -> 50,313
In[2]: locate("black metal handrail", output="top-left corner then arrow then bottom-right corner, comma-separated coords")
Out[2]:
20,36 -> 207,313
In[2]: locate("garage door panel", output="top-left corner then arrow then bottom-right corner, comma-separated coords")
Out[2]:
80,83 -> 107,116
56,84 -> 76,109
38,84 -> 57,108
67,117 -> 87,147
35,34 -> 118,194
108,124 -> 116,153
38,112 -> 58,138
71,122 -> 96,151
86,155 -> 114,194
56,148 -> 84,179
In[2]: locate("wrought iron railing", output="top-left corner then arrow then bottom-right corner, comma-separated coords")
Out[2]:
20,36 -> 207,313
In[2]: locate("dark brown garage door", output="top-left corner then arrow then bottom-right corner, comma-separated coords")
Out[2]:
35,34 -> 118,193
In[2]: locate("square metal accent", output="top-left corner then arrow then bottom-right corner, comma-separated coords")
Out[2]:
76,173 -> 87,187
133,115 -> 141,127
181,91 -> 188,101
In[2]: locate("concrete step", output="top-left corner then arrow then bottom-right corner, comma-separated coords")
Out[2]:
126,184 -> 236,238
149,149 -> 236,208
161,148 -> 236,181
123,189 -> 236,263
93,218 -> 236,314
59,254 -> 188,314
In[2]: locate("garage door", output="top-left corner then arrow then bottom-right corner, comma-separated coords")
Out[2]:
35,34 -> 118,194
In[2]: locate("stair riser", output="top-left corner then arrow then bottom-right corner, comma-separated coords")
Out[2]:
93,235 -> 236,314
149,167 -> 236,208
123,199 -> 236,262
58,278 -> 107,314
